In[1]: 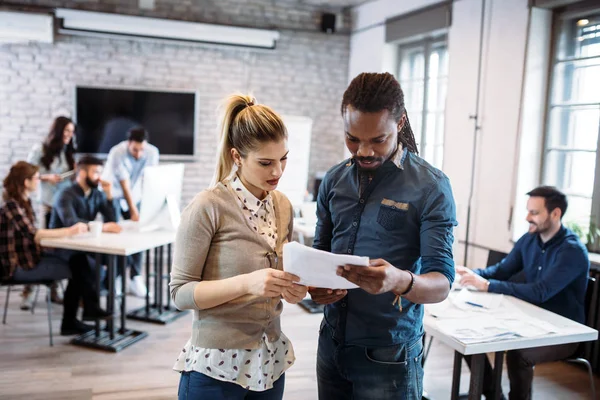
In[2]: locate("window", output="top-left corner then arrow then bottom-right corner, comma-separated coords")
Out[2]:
396,36 -> 448,169
543,9 -> 600,228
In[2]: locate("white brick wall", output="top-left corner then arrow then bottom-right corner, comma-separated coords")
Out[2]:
0,28 -> 349,208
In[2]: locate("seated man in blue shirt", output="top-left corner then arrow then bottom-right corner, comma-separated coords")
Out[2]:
458,186 -> 589,400
308,72 -> 457,400
102,127 -> 159,297
50,156 -> 123,317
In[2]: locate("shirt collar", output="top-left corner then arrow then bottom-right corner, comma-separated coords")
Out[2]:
390,147 -> 407,170
73,182 -> 94,198
228,173 -> 271,213
537,225 -> 567,249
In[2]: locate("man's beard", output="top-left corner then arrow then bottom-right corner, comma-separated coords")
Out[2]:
355,156 -> 385,170
529,220 -> 550,234
85,177 -> 99,189
354,144 -> 400,171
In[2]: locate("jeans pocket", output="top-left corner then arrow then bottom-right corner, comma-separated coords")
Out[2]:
409,338 -> 425,396
376,205 -> 407,231
364,343 -> 408,366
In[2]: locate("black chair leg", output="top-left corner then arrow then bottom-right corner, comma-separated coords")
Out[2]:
45,285 -> 53,347
3,286 -> 10,324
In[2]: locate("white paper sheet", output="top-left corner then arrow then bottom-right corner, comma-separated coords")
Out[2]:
435,317 -> 521,344
428,291 -> 558,344
283,241 -> 368,289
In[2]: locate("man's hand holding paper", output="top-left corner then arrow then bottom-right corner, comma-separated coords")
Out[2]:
337,258 -> 408,295
282,242 -> 368,290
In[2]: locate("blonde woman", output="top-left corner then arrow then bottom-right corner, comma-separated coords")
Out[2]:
170,94 -> 308,400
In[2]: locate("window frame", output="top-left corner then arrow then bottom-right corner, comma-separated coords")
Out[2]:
541,4 -> 600,231
395,34 -> 448,169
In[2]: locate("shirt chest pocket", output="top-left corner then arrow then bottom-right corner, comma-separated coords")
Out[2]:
376,203 -> 408,231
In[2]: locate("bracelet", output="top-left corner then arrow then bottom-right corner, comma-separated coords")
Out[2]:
392,270 -> 415,311
400,270 -> 415,296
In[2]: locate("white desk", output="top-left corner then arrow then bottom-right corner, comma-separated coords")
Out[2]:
41,230 -> 176,256
424,293 -> 598,400
41,230 -> 177,352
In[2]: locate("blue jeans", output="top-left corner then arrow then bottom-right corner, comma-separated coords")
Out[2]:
178,371 -> 285,400
317,322 -> 424,400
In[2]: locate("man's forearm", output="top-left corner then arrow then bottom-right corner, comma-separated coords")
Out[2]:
119,179 -> 135,210
395,271 -> 450,304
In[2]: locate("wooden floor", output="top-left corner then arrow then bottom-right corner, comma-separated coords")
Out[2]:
0,285 -> 598,399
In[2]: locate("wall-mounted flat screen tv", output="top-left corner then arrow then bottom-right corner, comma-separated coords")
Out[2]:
75,86 -> 196,157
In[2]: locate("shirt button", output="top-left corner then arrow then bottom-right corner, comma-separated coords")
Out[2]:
359,199 -> 365,204
538,266 -> 542,270
347,249 -> 352,254
352,222 -> 357,226
341,303 -> 347,308
267,313 -> 271,318
542,250 -> 545,253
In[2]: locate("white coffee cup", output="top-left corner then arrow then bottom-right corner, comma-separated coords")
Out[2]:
88,221 -> 102,238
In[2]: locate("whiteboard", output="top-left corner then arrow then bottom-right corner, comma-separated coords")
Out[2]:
277,115 -> 313,207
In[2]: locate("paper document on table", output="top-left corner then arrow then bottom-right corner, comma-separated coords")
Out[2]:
283,241 -> 368,289
453,288 -> 504,310
436,317 -> 520,344
500,318 -> 558,338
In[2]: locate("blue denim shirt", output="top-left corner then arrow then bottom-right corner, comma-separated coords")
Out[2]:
475,226 -> 589,324
314,150 -> 457,347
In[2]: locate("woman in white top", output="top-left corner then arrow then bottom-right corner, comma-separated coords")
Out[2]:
27,116 -> 76,227
171,94 -> 308,400
21,116 -> 76,309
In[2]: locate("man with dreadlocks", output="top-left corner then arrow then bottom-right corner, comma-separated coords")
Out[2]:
308,72 -> 457,399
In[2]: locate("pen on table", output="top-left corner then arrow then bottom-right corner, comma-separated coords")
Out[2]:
465,301 -> 485,308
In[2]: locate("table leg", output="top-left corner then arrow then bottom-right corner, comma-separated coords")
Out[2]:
166,243 -> 172,310
145,249 -> 150,315
154,247 -> 159,307
451,351 -> 462,400
157,245 -> 164,310
119,256 -> 127,334
70,252 -> 148,352
126,244 -> 185,325
107,255 -> 115,339
493,351 -> 504,400
95,253 -> 101,337
468,353 -> 485,400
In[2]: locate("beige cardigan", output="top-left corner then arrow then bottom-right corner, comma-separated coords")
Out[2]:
169,182 -> 294,349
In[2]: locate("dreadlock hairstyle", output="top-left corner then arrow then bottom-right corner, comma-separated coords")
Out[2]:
340,72 -> 419,154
